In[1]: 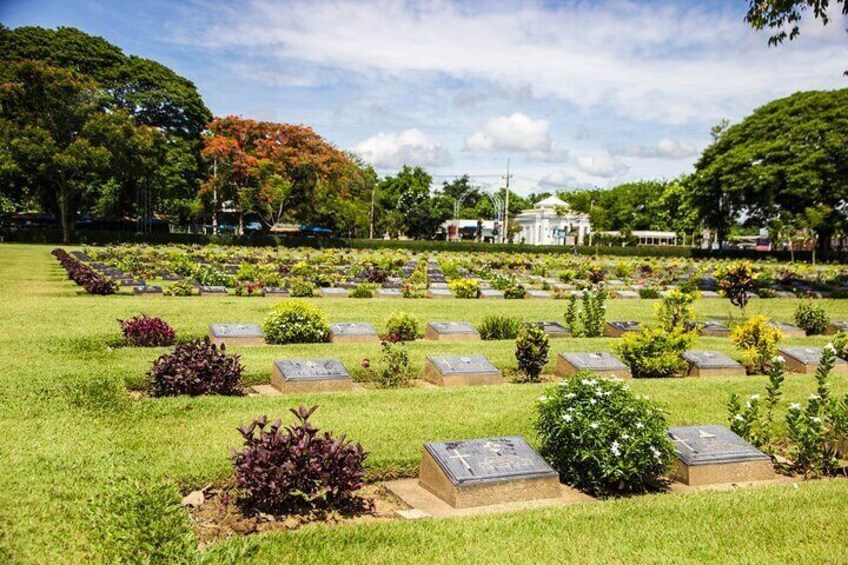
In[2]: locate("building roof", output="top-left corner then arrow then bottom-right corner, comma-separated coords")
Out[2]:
535,195 -> 568,209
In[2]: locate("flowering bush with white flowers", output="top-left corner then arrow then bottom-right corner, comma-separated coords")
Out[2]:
535,373 -> 674,496
263,300 -> 329,344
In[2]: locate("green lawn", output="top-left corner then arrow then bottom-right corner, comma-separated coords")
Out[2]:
2,243 -> 848,564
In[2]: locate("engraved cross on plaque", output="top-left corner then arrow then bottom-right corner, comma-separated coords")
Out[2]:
448,448 -> 474,474
670,433 -> 695,452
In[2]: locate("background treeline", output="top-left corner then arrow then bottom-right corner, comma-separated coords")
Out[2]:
2,26 -> 848,250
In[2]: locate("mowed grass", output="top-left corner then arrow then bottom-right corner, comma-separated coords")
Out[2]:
2,243 -> 848,563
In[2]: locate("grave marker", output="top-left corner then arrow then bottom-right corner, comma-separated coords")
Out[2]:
318,287 -> 349,298
667,425 -> 774,486
271,358 -> 352,392
779,347 -> 848,374
133,285 -> 162,296
423,355 -> 502,387
263,286 -> 289,298
824,321 -> 848,335
424,322 -> 480,341
534,321 -> 570,339
555,352 -> 631,378
376,288 -> 403,299
687,320 -> 730,338
614,290 -> 640,299
418,436 -> 560,508
526,290 -> 552,299
329,322 -> 379,344
199,285 -> 228,296
479,289 -> 505,300
208,323 -> 265,347
682,351 -> 745,378
603,320 -> 641,337
428,288 -> 454,299
769,321 -> 805,337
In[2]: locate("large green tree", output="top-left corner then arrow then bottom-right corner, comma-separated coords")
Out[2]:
377,166 -> 452,239
690,89 -> 848,251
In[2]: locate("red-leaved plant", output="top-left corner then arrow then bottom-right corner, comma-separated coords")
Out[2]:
52,248 -> 118,295
231,405 -> 371,516
149,337 -> 242,397
118,314 -> 176,347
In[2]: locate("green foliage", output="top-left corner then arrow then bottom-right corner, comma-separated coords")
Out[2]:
564,289 -> 607,337
831,331 -> 848,359
794,300 -> 830,335
731,316 -> 782,374
615,327 -> 693,379
716,261 -> 757,311
262,300 -> 329,344
638,287 -> 661,299
477,314 -> 523,340
514,324 -> 549,383
288,278 -> 315,297
536,375 -> 674,496
449,277 -> 480,299
360,339 -> 413,388
383,311 -> 422,341
728,359 -> 785,455
164,279 -> 195,296
654,289 -> 696,332
349,283 -> 377,298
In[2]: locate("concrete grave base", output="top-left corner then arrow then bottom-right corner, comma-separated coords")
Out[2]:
555,354 -> 631,379
423,357 -> 502,387
270,365 -> 354,393
783,357 -> 848,375
603,322 -> 640,337
424,327 -> 480,341
384,479 -> 592,518
685,364 -> 746,378
329,332 -> 379,344
670,458 -> 775,487
208,334 -> 265,348
416,448 -> 564,509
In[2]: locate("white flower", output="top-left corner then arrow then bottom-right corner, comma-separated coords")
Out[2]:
750,394 -> 761,400
538,395 -> 549,402
635,422 -> 644,429
562,414 -> 573,422
589,398 -> 597,405
810,416 -> 822,423
650,446 -> 662,459
773,355 -> 785,364
745,402 -> 752,409
734,414 -> 745,421
595,388 -> 604,396
581,379 -> 592,385
809,394 -> 819,401
590,422 -> 599,429
789,403 -> 801,411
611,441 -> 621,457
558,381 -> 569,387
825,343 -> 836,354
564,393 -> 576,399
621,433 -> 630,440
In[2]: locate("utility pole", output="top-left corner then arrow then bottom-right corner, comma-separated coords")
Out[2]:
212,156 -> 219,236
369,183 -> 376,239
502,159 -> 513,244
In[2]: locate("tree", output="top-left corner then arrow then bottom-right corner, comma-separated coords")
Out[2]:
0,61 -> 111,242
690,90 -> 848,252
377,165 -> 451,239
745,1 -> 847,48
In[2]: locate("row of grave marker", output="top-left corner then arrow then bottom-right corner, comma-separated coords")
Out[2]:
392,425 -> 776,513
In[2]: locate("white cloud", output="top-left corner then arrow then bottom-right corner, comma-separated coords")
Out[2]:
609,138 -> 700,159
573,155 -> 629,178
184,1 -> 848,126
465,113 -> 568,161
353,129 -> 451,169
538,171 -> 594,190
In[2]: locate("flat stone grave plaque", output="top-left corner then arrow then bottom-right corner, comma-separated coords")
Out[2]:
119,278 -> 145,287
428,288 -> 454,299
614,290 -> 640,299
769,321 -> 805,337
534,321 -> 570,339
133,285 -> 162,295
423,355 -> 502,387
424,321 -> 480,341
779,347 -> 848,374
418,436 -> 560,508
682,351 -> 745,378
607,279 -> 626,287
71,251 -> 92,261
208,323 -> 265,347
604,320 -> 641,337
479,289 -> 504,299
667,425 -> 774,486
263,286 -> 289,297
271,358 -> 353,392
161,273 -> 184,281
319,287 -> 349,298
429,282 -> 449,289
825,321 -> 848,335
556,352 -> 630,378
329,322 -> 379,344
199,285 -> 227,296
526,290 -> 552,299
376,288 -> 403,299
699,290 -> 721,298
686,320 -> 730,337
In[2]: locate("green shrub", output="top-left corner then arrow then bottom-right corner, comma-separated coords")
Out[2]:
728,359 -> 785,455
615,327 -> 693,379
794,300 -> 829,335
716,261 -> 757,311
565,289 -> 607,337
349,283 -> 377,298
164,279 -> 195,296
536,375 -> 674,496
558,269 -> 575,283
288,278 -> 315,297
384,311 -> 422,341
654,289 -> 696,332
192,264 -> 232,287
638,287 -> 661,299
477,314 -> 523,340
731,315 -> 782,374
449,278 -> 480,299
263,300 -> 329,344
360,339 -> 413,388
503,282 -> 526,299
832,331 -> 848,359
515,324 -> 549,383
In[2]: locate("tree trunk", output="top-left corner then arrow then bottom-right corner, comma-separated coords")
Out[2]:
59,182 -> 70,244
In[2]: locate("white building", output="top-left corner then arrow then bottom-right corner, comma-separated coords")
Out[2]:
602,230 -> 678,246
440,219 -> 497,242
515,196 -> 592,246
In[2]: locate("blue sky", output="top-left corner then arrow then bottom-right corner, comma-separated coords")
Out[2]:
3,0 -> 847,195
